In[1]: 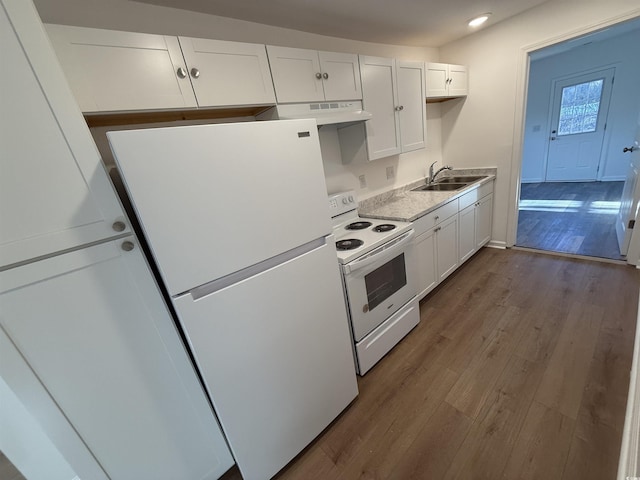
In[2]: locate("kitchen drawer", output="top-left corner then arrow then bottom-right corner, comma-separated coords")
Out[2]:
459,181 -> 494,210
413,199 -> 458,235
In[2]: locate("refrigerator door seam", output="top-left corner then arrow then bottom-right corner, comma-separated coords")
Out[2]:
186,237 -> 327,301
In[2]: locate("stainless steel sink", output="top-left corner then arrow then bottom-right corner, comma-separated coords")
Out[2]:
436,175 -> 487,184
412,183 -> 468,192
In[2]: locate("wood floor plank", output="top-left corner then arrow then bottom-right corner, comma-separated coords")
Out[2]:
534,301 -> 604,419
444,306 -> 527,419
443,356 -> 545,480
500,401 -> 575,480
385,402 -> 473,480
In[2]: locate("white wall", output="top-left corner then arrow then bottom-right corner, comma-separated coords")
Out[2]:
33,0 -> 441,201
439,1 -> 640,246
522,29 -> 640,183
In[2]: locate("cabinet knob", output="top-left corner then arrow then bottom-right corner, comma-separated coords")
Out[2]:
176,67 -> 187,79
112,221 -> 126,232
624,146 -> 636,153
121,241 -> 135,252
315,72 -> 322,79
190,67 -> 200,79
434,215 -> 439,221
323,72 -> 329,80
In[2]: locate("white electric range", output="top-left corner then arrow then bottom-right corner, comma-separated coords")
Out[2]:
329,191 -> 420,374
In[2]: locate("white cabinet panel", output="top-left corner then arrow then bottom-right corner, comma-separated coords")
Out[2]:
267,45 -> 324,103
397,60 -> 426,152
318,50 -> 362,101
458,203 -> 477,263
359,55 -> 401,160
476,193 -> 494,248
415,227 -> 437,299
46,24 -> 197,112
267,46 -> 362,103
436,214 -> 459,282
0,238 -> 234,480
178,36 -> 275,106
426,62 -> 468,99
1,4 -> 128,270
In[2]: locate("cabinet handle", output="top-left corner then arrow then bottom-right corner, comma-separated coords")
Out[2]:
315,72 -> 322,79
323,72 -> 329,80
190,67 -> 200,79
399,105 -> 404,110
176,67 -> 187,79
121,241 -> 135,252
435,226 -> 441,232
112,221 -> 126,232
434,215 -> 440,221
624,146 -> 636,153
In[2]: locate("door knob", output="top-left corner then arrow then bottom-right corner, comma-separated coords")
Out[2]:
176,67 -> 187,78
315,72 -> 322,79
190,68 -> 200,79
624,146 -> 636,153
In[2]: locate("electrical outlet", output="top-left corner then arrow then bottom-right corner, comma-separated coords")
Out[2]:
359,174 -> 367,188
386,166 -> 395,180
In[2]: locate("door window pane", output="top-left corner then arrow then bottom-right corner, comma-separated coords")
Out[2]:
557,79 -> 604,136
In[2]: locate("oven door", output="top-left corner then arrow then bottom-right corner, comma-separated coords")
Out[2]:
342,230 -> 417,342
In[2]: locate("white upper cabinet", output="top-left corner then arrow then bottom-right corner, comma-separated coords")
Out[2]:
46,25 -> 276,112
266,46 -> 362,103
176,37 -> 275,106
426,62 -> 468,99
45,25 -> 197,112
356,56 -> 426,161
1,7 -> 129,270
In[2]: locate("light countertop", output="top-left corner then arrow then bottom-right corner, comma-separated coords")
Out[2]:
358,168 -> 497,222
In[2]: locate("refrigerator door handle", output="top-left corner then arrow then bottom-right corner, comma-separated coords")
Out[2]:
187,237 -> 327,300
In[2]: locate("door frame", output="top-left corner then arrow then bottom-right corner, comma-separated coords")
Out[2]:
544,67 -> 615,182
506,11 -> 640,248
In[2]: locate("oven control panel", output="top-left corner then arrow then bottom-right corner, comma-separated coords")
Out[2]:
329,191 -> 358,218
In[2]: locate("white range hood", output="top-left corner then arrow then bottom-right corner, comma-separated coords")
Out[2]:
267,101 -> 372,126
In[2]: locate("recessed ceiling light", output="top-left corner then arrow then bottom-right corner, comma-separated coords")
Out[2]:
468,13 -> 491,27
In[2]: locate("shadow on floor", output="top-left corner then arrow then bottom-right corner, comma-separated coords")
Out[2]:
516,181 -> 624,261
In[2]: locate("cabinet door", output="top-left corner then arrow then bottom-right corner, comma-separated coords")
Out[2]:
179,37 -> 275,106
448,64 -> 468,97
45,24 -> 197,112
360,55 -> 401,160
476,193 -> 493,248
397,60 -> 426,152
458,203 -> 477,263
436,215 -> 459,282
1,6 -> 129,270
318,51 -> 362,101
0,237 -> 234,480
266,45 -> 324,103
415,228 -> 438,300
426,62 -> 449,97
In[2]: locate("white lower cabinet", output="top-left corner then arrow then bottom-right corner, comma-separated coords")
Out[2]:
458,182 -> 494,263
414,180 -> 494,300
414,199 -> 459,300
0,238 -> 234,480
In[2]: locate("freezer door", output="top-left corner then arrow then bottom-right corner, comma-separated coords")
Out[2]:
108,119 -> 331,296
173,241 -> 358,480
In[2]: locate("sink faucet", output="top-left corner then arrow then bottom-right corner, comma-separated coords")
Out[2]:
428,161 -> 453,184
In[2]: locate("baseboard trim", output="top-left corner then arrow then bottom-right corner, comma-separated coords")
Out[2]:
618,291 -> 640,480
487,240 -> 507,249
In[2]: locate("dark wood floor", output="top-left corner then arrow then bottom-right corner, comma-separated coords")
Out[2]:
222,247 -> 638,480
0,452 -> 25,480
517,181 -> 624,260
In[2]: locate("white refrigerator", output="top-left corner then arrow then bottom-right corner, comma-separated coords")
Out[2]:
108,119 -> 359,480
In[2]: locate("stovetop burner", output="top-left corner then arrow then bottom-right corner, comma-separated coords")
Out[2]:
372,224 -> 396,233
345,221 -> 373,230
336,239 -> 364,251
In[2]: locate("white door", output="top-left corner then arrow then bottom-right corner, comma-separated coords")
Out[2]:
415,228 -> 437,300
458,204 -> 476,263
0,238 -> 234,480
396,60 -> 426,152
476,193 -> 494,248
45,24 -> 197,112
1,3 -> 129,270
266,45 -> 324,103
172,242 -> 358,480
616,122 -> 640,255
318,51 -> 362,101
360,55 -> 402,160
178,37 -> 275,106
425,62 -> 449,97
545,68 -> 614,181
436,215 -> 459,282
448,64 -> 468,97
109,119 -> 331,295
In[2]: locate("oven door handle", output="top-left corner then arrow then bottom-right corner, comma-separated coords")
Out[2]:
343,230 -> 415,274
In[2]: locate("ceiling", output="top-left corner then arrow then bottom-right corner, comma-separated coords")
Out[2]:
132,0 -> 551,47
